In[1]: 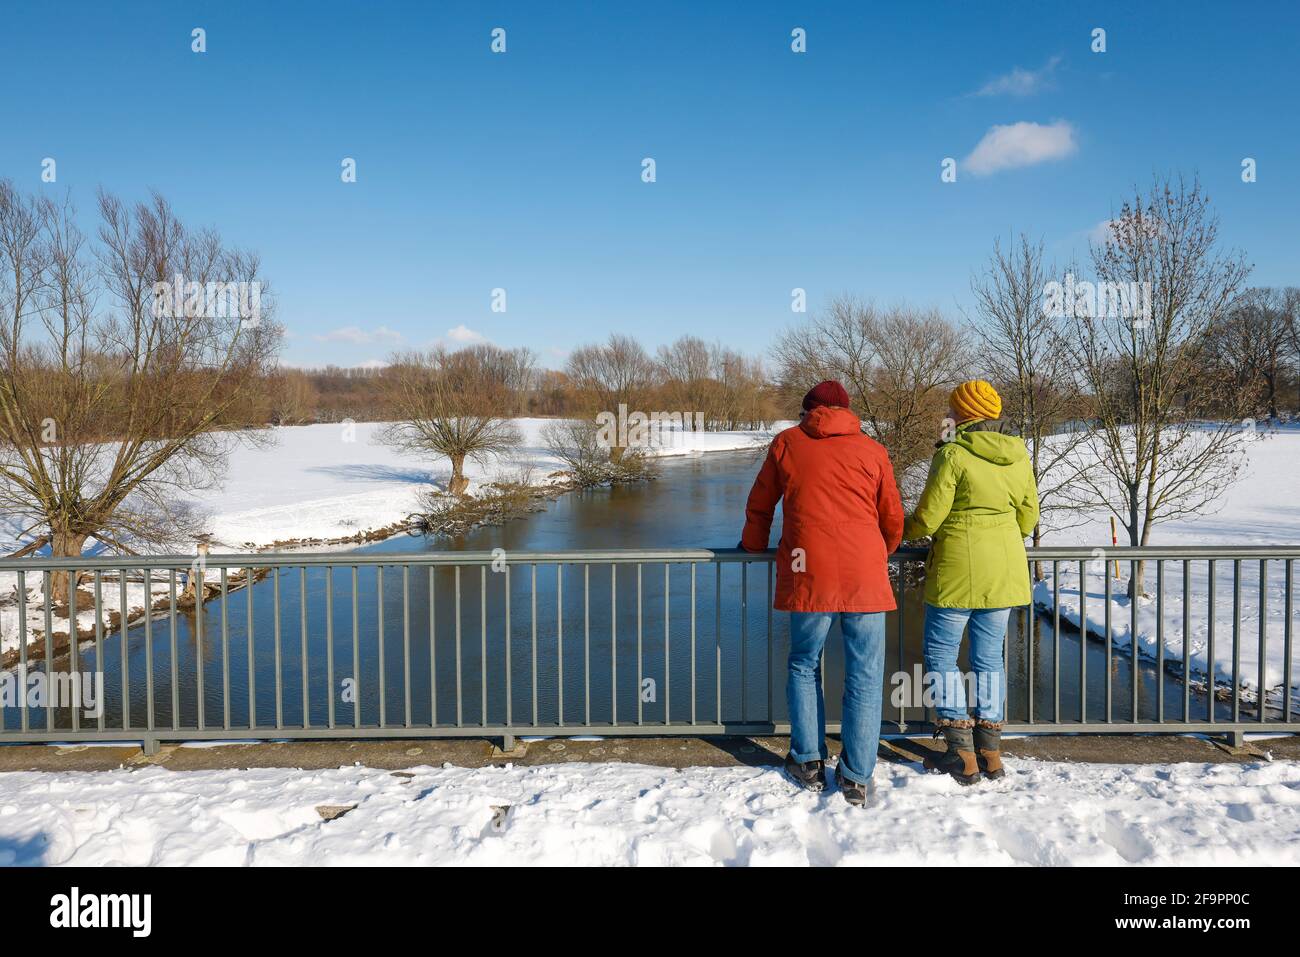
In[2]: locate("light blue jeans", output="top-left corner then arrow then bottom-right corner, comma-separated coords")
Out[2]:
787,612 -> 885,786
922,605 -> 1011,723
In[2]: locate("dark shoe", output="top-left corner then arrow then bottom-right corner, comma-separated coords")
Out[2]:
837,766 -> 870,807
974,720 -> 1005,780
783,753 -> 826,792
923,720 -> 981,786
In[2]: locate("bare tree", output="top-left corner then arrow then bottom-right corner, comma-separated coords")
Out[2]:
565,334 -> 657,460
1204,287 -> 1294,420
968,236 -> 1094,552
773,297 -> 967,497
0,183 -> 281,604
375,346 -> 523,495
1068,176 -> 1255,596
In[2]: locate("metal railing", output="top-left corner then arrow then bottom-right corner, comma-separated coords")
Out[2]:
0,545 -> 1296,753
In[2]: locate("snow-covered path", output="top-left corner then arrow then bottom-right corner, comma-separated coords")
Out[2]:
2,757 -> 1298,866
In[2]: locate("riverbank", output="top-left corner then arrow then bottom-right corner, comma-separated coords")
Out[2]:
1,735 -> 1296,865
1032,423 -> 1300,706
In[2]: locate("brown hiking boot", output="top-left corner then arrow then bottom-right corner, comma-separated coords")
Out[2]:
923,719 -> 980,785
974,720 -> 1004,780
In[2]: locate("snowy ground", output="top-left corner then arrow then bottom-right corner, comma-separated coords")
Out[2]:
1033,425 -> 1300,707
1,756 -> 1297,866
0,419 -> 771,655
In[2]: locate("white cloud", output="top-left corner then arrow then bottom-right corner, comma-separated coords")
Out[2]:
312,325 -> 404,345
972,56 -> 1061,97
963,120 -> 1077,176
444,324 -> 487,345
1089,219 -> 1117,243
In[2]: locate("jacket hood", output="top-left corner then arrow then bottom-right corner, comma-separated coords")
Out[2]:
951,421 -> 1027,466
799,405 -> 862,439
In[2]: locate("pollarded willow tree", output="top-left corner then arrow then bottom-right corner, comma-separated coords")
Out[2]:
375,345 -> 524,495
0,182 -> 282,604
1068,176 -> 1256,596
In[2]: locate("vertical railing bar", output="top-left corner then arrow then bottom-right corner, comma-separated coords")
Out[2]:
144,567 -> 154,732
300,567 -> 309,730
326,566 -> 335,729
169,571 -> 178,731
429,566 -> 438,728
636,562 -> 643,726
1130,559 -> 1138,724
1103,568 -> 1112,723
1283,559 -> 1293,727
454,565 -> 463,727
377,565 -> 386,728
17,571 -> 28,732
1052,561 -> 1060,724
584,564 -> 590,727
665,563 -> 672,727
404,565 -> 413,728
1078,560 -> 1087,724
1258,559 -> 1268,724
900,567 -> 909,731
740,562 -> 748,724
481,565 -> 488,728
72,569 -> 85,733
1025,605 -> 1033,725
221,567 -> 231,731
74,569 -> 86,731
1182,560 -> 1191,723
611,564 -> 618,727
119,570 -> 130,731
351,566 -> 360,729
1156,560 -> 1164,724
196,566 -> 205,731
530,563 -> 537,727
247,566 -> 256,731
557,564 -> 564,728
766,562 -> 773,725
715,563 -> 722,726
499,565 -> 506,729
88,566 -> 98,733
43,573 -> 53,733
272,567 -> 281,730
1208,559 -> 1217,724
690,562 -> 697,727
1232,559 -> 1242,724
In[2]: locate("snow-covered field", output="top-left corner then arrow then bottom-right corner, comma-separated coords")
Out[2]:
2,756 -> 1297,866
0,419 -> 770,655
1033,425 -> 1300,707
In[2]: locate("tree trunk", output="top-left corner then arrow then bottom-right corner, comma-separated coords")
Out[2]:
49,529 -> 88,609
448,454 -> 469,495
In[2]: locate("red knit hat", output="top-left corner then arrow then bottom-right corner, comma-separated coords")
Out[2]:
802,379 -> 851,411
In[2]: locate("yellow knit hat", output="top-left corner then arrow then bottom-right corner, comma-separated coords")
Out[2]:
949,380 -> 1002,423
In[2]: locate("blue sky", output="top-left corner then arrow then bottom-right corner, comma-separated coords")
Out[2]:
2,1 -> 1296,368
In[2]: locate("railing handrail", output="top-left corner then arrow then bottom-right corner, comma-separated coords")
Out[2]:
4,543 -> 1300,571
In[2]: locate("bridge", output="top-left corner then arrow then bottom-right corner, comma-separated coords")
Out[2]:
0,546 -> 1295,755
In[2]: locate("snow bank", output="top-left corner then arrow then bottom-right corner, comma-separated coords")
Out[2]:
1,757 -> 1297,866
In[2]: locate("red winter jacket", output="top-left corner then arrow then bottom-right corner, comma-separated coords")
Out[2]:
741,406 -> 904,612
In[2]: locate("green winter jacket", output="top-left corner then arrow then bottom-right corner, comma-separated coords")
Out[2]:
903,420 -> 1039,609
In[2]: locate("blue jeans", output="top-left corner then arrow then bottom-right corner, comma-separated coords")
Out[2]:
787,612 -> 885,786
922,605 -> 1011,723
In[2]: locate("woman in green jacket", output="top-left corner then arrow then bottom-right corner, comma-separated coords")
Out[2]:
904,380 -> 1039,785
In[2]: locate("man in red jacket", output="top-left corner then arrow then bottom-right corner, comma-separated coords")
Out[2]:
741,380 -> 904,806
